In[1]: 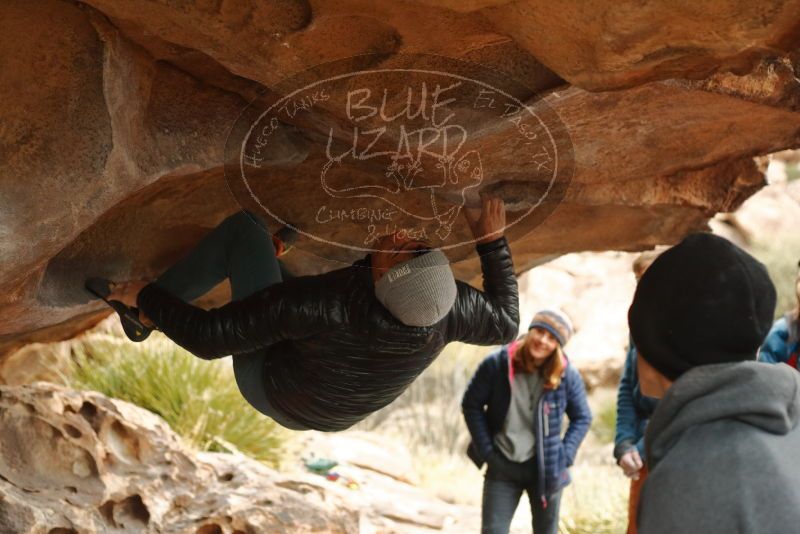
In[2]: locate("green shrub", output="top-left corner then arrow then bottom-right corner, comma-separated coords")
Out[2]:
786,163 -> 800,182
591,399 -> 617,444
66,334 -> 286,466
752,235 -> 800,320
558,465 -> 628,534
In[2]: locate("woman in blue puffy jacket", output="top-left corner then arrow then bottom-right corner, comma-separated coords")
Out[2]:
462,309 -> 592,534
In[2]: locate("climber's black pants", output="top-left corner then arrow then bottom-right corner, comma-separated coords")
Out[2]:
153,210 -> 304,430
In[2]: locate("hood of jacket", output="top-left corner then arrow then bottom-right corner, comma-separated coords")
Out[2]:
646,361 -> 800,469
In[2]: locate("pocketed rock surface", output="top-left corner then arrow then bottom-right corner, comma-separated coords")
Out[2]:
0,383 -> 488,534
0,383 -> 356,532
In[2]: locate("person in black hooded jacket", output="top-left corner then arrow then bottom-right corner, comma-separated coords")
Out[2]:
630,233 -> 800,534
106,196 -> 518,431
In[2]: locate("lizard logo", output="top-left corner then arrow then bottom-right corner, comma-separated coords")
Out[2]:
225,54 -> 574,260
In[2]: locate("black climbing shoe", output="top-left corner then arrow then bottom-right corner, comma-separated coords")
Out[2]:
84,277 -> 153,342
273,225 -> 298,257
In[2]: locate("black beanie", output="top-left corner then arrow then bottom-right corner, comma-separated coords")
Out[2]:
628,233 -> 776,381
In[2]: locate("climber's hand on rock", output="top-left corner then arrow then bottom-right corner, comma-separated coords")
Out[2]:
108,280 -> 150,308
465,194 -> 506,245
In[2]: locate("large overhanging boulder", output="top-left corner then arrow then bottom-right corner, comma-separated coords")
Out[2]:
1,0 -> 800,357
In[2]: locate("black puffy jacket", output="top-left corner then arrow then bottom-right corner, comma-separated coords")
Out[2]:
137,237 -> 519,431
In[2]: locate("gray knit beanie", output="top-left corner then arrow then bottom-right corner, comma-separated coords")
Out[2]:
375,250 -> 457,327
529,309 -> 574,347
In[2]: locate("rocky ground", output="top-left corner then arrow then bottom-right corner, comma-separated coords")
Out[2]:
0,379 -> 626,534
0,382 -> 490,534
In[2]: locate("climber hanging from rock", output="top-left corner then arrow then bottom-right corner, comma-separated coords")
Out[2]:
85,195 -> 518,431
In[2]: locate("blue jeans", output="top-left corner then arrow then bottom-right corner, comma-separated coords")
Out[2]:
153,210 -> 305,430
482,455 -> 562,534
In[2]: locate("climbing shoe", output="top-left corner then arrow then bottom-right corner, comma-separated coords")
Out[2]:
84,277 -> 153,342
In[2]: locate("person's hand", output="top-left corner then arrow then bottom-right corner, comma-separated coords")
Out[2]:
107,280 -> 150,309
618,449 -> 643,480
486,450 -> 511,477
465,195 -> 506,245
486,450 -> 505,469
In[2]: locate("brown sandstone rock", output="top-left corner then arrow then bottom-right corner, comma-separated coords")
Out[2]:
77,0 -> 800,92
1,0 -> 800,356
5,2 -> 800,532
481,0 -> 800,90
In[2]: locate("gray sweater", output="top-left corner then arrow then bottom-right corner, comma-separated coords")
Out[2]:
494,370 -> 544,462
639,361 -> 800,534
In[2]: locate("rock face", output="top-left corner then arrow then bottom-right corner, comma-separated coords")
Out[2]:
2,0 -> 800,355
0,383 -> 357,533
0,383 -> 486,533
